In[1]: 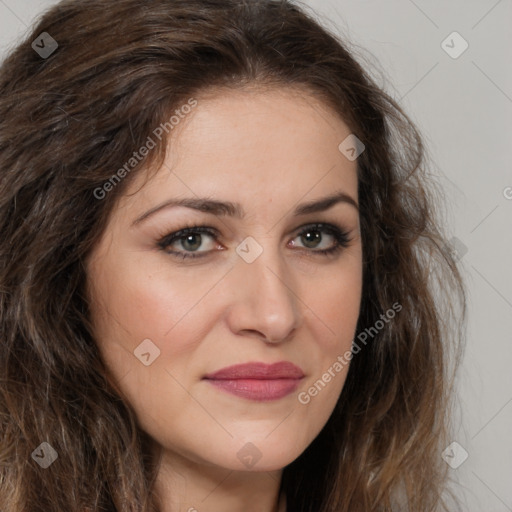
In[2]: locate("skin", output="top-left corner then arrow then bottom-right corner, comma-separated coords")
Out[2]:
86,86 -> 363,512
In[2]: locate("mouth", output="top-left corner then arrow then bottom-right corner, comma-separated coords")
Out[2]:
203,361 -> 304,402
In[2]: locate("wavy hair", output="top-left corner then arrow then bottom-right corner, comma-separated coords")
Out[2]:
0,0 -> 466,510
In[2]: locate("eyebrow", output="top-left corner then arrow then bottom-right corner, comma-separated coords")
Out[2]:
131,190 -> 359,226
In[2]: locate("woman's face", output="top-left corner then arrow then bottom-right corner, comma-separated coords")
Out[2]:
86,87 -> 363,472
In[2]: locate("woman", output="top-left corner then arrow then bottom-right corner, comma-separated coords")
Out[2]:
0,0 -> 466,510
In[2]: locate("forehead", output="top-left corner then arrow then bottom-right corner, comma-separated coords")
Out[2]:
117,86 -> 359,219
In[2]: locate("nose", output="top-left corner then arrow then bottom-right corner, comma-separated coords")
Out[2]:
225,244 -> 301,344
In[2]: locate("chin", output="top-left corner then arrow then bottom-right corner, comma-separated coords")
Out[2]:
225,436 -> 308,472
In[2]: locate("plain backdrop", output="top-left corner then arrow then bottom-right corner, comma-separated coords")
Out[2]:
1,0 -> 511,510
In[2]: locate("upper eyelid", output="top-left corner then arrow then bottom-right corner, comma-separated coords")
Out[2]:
164,222 -> 345,238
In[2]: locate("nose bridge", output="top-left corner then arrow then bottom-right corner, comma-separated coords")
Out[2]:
227,237 -> 301,342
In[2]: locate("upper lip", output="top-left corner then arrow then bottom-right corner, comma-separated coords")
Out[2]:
204,361 -> 304,380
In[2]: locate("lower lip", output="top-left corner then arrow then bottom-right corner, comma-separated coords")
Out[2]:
205,378 -> 302,401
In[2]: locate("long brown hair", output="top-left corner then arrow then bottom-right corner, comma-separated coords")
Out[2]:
0,0 -> 466,510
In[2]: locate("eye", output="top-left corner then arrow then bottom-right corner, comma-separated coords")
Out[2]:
157,226 -> 219,259
157,223 -> 352,260
290,223 -> 351,256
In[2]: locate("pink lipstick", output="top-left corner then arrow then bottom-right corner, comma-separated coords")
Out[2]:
203,361 -> 304,401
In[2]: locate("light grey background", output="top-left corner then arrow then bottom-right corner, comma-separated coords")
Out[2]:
1,0 -> 511,510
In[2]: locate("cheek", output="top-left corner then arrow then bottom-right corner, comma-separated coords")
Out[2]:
91,255 -> 212,343
87,254 -> 227,392
297,259 -> 362,412
87,262 -> 212,428
308,261 -> 363,351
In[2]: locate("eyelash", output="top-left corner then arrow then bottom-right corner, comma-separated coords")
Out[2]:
157,222 -> 352,261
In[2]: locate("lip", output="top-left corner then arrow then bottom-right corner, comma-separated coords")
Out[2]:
203,362 -> 304,401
